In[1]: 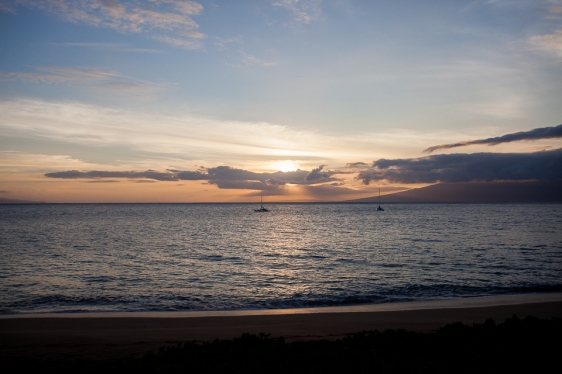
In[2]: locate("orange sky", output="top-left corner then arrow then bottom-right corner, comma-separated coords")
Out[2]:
1,1 -> 561,202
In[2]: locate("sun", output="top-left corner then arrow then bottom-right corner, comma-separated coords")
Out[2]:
270,160 -> 300,172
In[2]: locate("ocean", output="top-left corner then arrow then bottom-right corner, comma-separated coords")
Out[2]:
1,203 -> 561,314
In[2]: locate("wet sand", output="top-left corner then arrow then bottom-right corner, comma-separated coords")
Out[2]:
1,293 -> 561,361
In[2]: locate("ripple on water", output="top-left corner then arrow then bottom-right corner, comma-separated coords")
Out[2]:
0,203 -> 561,314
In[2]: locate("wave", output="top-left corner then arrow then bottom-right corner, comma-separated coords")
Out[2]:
3,284 -> 561,315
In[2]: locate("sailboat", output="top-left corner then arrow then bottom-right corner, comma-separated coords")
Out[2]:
254,192 -> 269,212
376,188 -> 384,211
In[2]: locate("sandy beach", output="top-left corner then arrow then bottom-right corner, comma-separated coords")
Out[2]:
1,293 -> 561,361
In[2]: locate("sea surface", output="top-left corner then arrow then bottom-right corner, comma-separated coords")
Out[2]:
1,203 -> 561,315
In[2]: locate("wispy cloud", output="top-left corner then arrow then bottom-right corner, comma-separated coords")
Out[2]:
0,66 -> 168,96
240,52 -> 278,66
272,0 -> 322,24
152,34 -> 202,49
84,179 -> 120,183
357,149 -> 562,184
420,61 -> 530,119
530,30 -> 562,56
0,99 -> 326,162
0,150 -> 99,172
1,99 -> 515,173
161,0 -> 204,16
424,124 -> 562,153
345,162 -> 370,170
357,60 -> 531,120
45,169 -> 189,181
2,0 -> 205,49
214,35 -> 243,49
0,2 -> 15,13
51,42 -> 162,53
548,6 -> 562,16
2,66 -> 120,83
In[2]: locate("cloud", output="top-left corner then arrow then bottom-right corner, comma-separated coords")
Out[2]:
152,34 -> 202,49
530,30 -> 562,56
2,0 -> 205,49
84,179 -> 120,183
205,165 -> 339,186
0,66 -> 167,96
272,0 -> 322,24
0,99 -> 459,170
44,164 -> 340,189
158,0 -> 203,16
345,162 -> 369,169
304,165 -> 332,183
173,170 -> 205,180
414,60 -> 530,120
214,35 -> 243,49
240,52 -> 278,67
211,180 -> 278,190
51,42 -> 162,53
424,124 -> 562,153
0,99 -> 327,163
44,169 -> 199,181
548,6 -> 562,15
357,149 -> 562,184
0,2 -> 15,12
0,150 -> 100,172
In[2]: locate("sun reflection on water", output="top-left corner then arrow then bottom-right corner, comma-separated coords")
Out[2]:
1,203 -> 561,313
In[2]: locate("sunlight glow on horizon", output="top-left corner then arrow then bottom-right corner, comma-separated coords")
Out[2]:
0,0 -> 561,202
268,160 -> 300,172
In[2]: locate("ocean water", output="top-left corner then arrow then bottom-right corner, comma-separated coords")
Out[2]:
1,203 -> 561,315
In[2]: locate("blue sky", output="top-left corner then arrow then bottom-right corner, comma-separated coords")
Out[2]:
1,0 -> 561,202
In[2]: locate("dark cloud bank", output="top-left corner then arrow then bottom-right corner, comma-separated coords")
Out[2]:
44,127 -> 561,202
45,165 -> 339,190
424,124 -> 562,153
358,149 -> 562,184
46,149 -> 561,191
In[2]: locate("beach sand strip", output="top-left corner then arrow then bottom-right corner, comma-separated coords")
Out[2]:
1,293 -> 561,361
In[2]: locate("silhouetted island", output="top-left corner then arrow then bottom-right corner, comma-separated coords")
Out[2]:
349,181 -> 562,203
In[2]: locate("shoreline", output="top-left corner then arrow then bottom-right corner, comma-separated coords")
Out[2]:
2,292 -> 562,319
2,293 -> 562,360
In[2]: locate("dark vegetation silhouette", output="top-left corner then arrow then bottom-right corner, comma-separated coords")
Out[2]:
6,315 -> 561,373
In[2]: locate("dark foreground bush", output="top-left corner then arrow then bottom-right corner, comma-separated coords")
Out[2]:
7,315 -> 562,373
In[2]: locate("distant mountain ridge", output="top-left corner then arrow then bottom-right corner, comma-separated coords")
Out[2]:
349,181 -> 562,203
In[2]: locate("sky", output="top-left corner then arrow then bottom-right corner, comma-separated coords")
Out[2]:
0,0 -> 561,203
